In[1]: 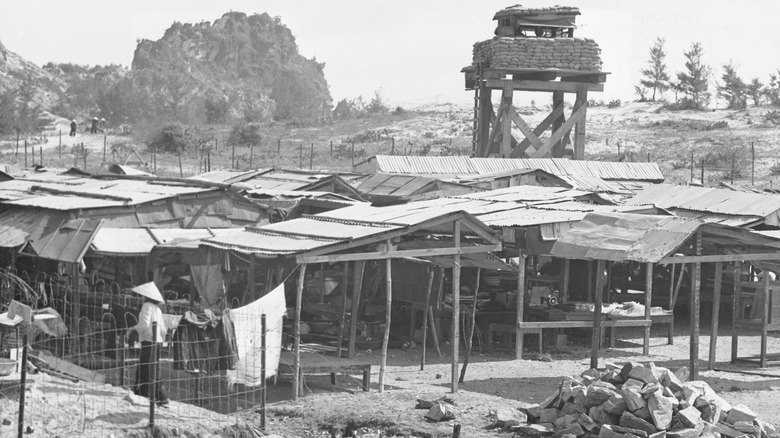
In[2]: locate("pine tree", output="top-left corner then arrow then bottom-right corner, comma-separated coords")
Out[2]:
718,62 -> 746,110
676,42 -> 711,109
639,37 -> 670,102
746,78 -> 763,107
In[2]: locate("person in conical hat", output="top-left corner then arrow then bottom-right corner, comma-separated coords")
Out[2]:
130,282 -> 169,406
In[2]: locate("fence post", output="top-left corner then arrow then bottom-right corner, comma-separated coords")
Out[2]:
31,146 -> 34,167
103,132 -> 107,165
232,142 -> 236,170
309,143 -> 313,170
118,332 -> 126,387
24,139 -> 27,167
59,130 -> 62,158
40,147 -> 43,167
261,314 -> 267,430
330,140 -> 333,157
178,147 -> 183,177
391,137 -> 395,155
149,322 -> 157,429
351,142 -> 355,167
18,334 -> 29,438
299,143 -> 303,169
82,143 -> 87,170
250,143 -> 254,169
277,138 -> 281,155
16,132 -> 19,157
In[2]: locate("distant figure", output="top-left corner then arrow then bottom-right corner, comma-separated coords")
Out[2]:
70,119 -> 77,137
535,27 -> 545,37
99,117 -> 106,132
90,117 -> 98,134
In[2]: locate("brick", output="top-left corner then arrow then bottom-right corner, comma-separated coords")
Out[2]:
562,402 -> 579,416
756,419 -> 776,438
603,369 -> 625,385
648,364 -> 666,383
582,368 -> 602,381
561,379 -> 576,402
619,411 -> 657,435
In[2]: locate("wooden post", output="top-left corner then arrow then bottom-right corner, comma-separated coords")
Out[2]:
708,261 -> 723,370
690,149 -> 694,183
336,262 -> 349,358
247,255 -> 256,302
587,260 -> 594,301
16,132 -> 19,157
348,261 -> 366,358
71,263 -> 81,356
500,81 -> 514,157
330,140 -> 333,157
277,138 -> 280,155
761,271 -> 770,368
751,141 -> 755,186
232,142 -> 236,169
590,259 -> 606,369
153,143 -> 157,173
421,267 -> 435,370
573,84 -> 589,160
309,143 -> 313,170
59,130 -> 62,158
379,244 -> 393,392
700,159 -> 704,186
643,263 -> 653,356
476,82 -> 492,156
391,137 -> 395,155
260,314 -> 267,429
178,147 -> 183,177
451,220 -> 461,393
24,139 -> 27,167
292,264 -> 307,400
551,91 -> 566,157
561,259 -> 570,303
516,254 -> 527,359
690,231 -> 702,379
249,143 -> 254,169
351,142 -> 355,167
40,147 -> 43,167
82,143 -> 87,170
103,132 -> 107,165
459,267 -> 481,383
31,146 -> 35,166
299,143 -> 303,169
731,263 -> 740,364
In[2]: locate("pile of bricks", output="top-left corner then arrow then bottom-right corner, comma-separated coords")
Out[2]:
473,37 -> 602,71
493,363 -> 776,438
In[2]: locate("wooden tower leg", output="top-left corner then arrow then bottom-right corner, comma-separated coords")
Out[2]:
477,84 -> 493,157
551,91 -> 566,158
573,84 -> 589,160
500,80 -> 514,157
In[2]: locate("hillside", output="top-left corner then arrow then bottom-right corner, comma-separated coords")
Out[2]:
130,11 -> 332,123
0,39 -> 66,110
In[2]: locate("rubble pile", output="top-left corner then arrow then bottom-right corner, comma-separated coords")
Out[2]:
493,363 -> 777,438
473,37 -> 603,71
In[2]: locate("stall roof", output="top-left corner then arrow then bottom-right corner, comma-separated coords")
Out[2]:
354,156 -> 664,182
22,219 -> 102,263
202,210 -> 501,260
356,174 -> 483,203
625,184 -> 780,227
550,212 -> 780,265
89,228 -> 244,256
0,208 -> 71,248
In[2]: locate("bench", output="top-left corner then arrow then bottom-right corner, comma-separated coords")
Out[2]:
279,351 -> 371,397
490,319 -> 653,359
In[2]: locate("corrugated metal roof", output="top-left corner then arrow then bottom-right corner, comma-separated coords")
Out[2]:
669,209 -> 762,228
0,208 -> 70,248
360,156 -> 664,181
626,184 -> 780,225
23,218 -> 102,263
556,175 -> 630,193
454,185 -> 591,203
90,228 -> 244,255
549,213 -> 702,262
107,164 -> 155,176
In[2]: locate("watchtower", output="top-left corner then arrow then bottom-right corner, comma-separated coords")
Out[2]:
463,5 -> 608,159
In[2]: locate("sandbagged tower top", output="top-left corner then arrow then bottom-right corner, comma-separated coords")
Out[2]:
493,5 -> 580,38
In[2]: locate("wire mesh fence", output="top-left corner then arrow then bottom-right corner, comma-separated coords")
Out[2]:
0,267 -> 275,437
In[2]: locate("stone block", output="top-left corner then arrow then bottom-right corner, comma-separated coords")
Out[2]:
554,423 -> 585,438
648,432 -> 666,438
629,365 -> 659,385
732,421 -> 759,434
674,367 -> 690,383
756,419 -> 777,438
578,413 -> 599,432
493,407 -> 528,428
725,404 -> 758,425
623,379 -> 645,390
516,423 -> 556,437
633,406 -> 652,421
714,422 -> 743,438
582,368 -> 602,381
519,402 -> 542,420
667,429 -> 699,438
661,368 -> 684,393
600,425 -> 640,438
620,411 -> 657,435
603,394 -> 628,416
555,414 -> 580,429
562,402 -> 579,416
621,362 -> 642,381
647,391 -> 673,430
612,425 -> 648,438
623,387 -> 646,412
541,408 -> 559,424
586,385 -> 618,408
676,406 -> 701,429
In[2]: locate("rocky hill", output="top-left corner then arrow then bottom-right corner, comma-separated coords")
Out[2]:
130,11 -> 332,123
0,39 -> 66,109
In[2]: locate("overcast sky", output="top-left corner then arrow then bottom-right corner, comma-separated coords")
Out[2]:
1,0 -> 779,107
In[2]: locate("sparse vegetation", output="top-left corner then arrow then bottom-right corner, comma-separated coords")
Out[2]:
637,37 -> 670,102
676,42 -> 711,110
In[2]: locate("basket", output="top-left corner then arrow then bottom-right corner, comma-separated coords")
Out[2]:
0,358 -> 17,376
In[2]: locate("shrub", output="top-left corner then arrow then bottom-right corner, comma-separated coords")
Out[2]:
147,122 -> 190,153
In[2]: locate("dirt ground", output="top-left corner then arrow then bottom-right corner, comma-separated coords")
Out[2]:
3,323 -> 779,437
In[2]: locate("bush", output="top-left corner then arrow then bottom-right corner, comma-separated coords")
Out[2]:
607,99 -> 622,108
147,122 -> 191,153
227,122 -> 263,148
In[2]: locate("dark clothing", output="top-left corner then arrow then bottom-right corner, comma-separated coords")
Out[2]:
90,119 -> 98,134
135,341 -> 168,402
173,310 -> 237,373
69,122 -> 76,137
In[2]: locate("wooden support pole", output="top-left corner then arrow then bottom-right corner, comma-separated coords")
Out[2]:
573,84 -> 588,160
336,262 -> 349,358
249,143 -> 254,169
731,263 -> 741,364
671,263 -> 686,310
451,220 -> 461,393
476,82 -> 492,157
561,259 -> 570,303
247,255 -> 256,302
348,261 -> 366,359
551,91 -> 566,157
379,241 -> 392,392
690,231 -> 702,379
309,143 -> 313,170
643,263 -> 653,356
292,264 -> 307,401
516,254 -> 527,359
459,267 -> 481,383
761,271 -> 770,368
500,81 -> 514,157
708,261 -> 723,370
421,267 -> 435,370
591,259 -> 606,369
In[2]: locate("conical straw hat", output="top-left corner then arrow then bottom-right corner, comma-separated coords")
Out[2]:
130,282 -> 165,303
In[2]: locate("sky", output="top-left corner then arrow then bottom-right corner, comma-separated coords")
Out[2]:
1,0 -> 779,107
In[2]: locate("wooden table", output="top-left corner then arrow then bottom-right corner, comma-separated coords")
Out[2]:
279,351 -> 371,397
606,312 -> 675,347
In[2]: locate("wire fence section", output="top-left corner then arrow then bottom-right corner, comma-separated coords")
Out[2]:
0,268 -> 273,437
